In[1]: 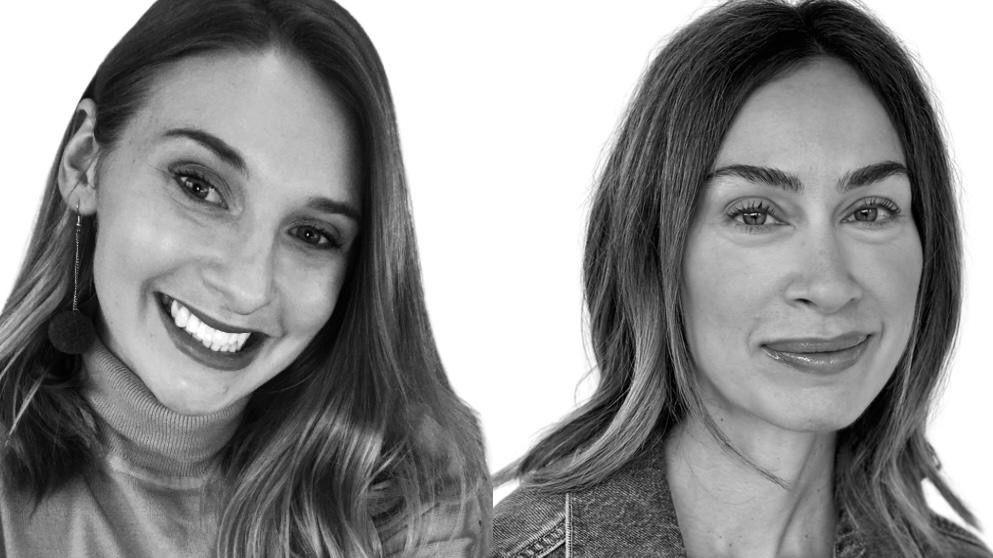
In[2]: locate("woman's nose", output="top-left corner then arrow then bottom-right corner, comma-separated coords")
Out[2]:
201,233 -> 277,316
783,228 -> 863,315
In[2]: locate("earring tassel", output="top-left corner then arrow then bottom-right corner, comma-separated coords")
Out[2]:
48,310 -> 96,355
48,204 -> 96,355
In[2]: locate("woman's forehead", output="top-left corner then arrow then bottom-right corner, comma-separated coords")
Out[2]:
115,49 -> 361,208
713,58 -> 905,178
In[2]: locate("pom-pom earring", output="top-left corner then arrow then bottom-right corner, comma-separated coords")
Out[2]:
48,203 -> 96,354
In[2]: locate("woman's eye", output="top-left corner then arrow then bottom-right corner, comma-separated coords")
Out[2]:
173,171 -> 225,207
741,210 -> 768,226
290,225 -> 340,250
853,207 -> 878,222
843,197 -> 901,225
727,201 -> 783,229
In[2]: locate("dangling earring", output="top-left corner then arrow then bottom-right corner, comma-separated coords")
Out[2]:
48,202 -> 96,354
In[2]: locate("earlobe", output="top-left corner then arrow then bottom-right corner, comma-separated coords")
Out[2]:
58,99 -> 101,216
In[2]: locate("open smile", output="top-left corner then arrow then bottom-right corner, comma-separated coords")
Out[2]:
762,333 -> 871,375
155,292 -> 265,371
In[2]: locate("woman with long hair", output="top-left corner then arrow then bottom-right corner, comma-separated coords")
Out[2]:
0,0 -> 488,556
493,1 -> 990,556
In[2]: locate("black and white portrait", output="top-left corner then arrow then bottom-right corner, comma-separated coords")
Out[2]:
0,1 -> 989,557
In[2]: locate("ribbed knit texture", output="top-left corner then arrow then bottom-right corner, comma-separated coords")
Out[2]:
84,338 -> 245,480
0,337 -> 245,557
1,338 -> 488,557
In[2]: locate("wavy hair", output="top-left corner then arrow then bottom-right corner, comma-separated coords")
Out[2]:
509,1 -> 974,556
0,0 -> 486,556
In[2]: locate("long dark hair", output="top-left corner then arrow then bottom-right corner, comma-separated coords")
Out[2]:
510,1 -> 972,555
0,0 -> 486,555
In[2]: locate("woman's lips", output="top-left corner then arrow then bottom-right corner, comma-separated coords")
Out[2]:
762,333 -> 871,375
159,293 -> 264,338
155,292 -> 265,372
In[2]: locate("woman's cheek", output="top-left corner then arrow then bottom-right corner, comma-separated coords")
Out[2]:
685,233 -> 749,350
849,227 -> 921,316
873,234 -> 922,353
281,258 -> 347,341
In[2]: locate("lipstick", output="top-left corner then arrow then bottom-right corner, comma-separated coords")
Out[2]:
762,333 -> 870,375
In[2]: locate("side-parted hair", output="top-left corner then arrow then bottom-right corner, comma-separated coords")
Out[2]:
0,1 -> 486,556
511,1 -> 972,556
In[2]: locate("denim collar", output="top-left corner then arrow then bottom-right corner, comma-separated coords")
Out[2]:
567,435 -> 872,558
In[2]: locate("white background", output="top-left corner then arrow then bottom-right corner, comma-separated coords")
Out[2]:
1,0 -> 989,539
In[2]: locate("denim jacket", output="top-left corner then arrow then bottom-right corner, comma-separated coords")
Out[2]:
492,437 -> 991,558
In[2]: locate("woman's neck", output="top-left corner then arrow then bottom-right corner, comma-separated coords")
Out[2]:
664,410 -> 837,558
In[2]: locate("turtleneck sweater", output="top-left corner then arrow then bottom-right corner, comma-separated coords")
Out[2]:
2,338 -> 490,557
1,340 -> 489,557
0,338 -> 245,557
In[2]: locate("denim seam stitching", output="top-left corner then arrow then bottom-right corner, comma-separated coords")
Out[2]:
565,492 -> 572,558
502,514 -> 566,558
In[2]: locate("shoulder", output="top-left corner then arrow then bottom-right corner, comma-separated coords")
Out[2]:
0,466 -> 99,557
492,483 -> 567,558
382,480 -> 492,558
931,514 -> 993,558
492,438 -> 683,558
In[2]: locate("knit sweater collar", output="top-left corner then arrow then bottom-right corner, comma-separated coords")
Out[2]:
82,337 -> 246,479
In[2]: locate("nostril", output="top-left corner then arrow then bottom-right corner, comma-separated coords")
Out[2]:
201,261 -> 277,316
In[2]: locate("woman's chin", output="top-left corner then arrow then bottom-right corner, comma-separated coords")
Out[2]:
759,400 -> 869,435
144,378 -> 244,416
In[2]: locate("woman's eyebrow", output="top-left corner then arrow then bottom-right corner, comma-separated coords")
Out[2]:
708,165 -> 801,192
707,161 -> 908,192
305,196 -> 361,222
162,127 -> 248,175
838,161 -> 908,191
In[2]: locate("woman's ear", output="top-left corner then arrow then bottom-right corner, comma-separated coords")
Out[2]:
58,99 -> 101,215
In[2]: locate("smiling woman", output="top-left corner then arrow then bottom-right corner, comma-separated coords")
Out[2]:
81,50 -> 363,414
493,1 -> 992,557
684,58 -> 924,437
0,1 -> 487,557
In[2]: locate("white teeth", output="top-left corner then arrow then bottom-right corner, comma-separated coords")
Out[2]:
167,297 -> 252,353
181,313 -> 200,338
176,306 -> 190,328
200,324 -> 213,344
204,328 -> 216,347
212,331 -> 232,349
180,313 -> 197,335
195,321 -> 209,342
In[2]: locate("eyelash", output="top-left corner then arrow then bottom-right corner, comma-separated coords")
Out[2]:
169,166 -> 343,252
172,167 -> 226,208
726,200 -> 783,231
725,197 -> 902,231
289,224 -> 342,251
843,197 -> 901,227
